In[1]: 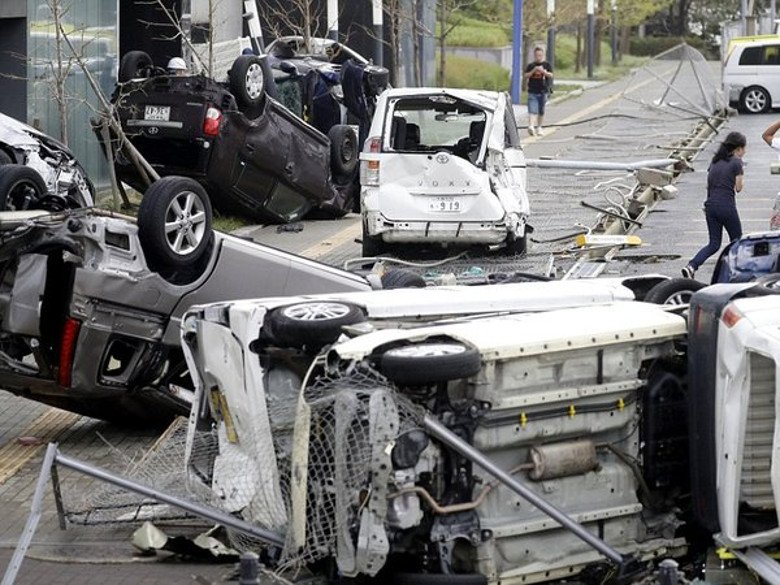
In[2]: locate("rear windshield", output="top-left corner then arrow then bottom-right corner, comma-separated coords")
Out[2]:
387,95 -> 488,157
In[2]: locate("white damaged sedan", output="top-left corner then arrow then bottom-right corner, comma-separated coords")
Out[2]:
359,88 -> 529,256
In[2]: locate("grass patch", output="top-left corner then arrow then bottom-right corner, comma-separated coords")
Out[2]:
443,54 -> 509,91
213,213 -> 251,233
443,17 -> 510,47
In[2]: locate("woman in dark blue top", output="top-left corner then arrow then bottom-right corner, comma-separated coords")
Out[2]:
682,132 -> 746,279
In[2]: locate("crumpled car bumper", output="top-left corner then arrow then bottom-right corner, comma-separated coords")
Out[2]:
365,211 -> 525,245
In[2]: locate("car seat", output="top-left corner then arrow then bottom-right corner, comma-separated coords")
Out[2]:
467,120 -> 486,162
391,117 -> 407,150
405,123 -> 420,150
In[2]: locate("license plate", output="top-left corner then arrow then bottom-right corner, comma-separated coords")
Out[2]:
429,197 -> 462,212
144,105 -> 171,122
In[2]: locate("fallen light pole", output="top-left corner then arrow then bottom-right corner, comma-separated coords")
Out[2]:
525,157 -> 678,171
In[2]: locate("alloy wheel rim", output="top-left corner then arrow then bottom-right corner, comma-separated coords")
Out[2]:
389,343 -> 466,358
245,63 -> 264,99
283,302 -> 351,321
164,191 -> 207,255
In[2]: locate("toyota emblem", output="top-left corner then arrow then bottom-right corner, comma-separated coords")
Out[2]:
147,127 -> 159,135
435,153 -> 450,164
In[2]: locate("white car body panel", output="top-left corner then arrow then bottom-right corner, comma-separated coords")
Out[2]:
361,88 -> 528,247
716,294 -> 780,548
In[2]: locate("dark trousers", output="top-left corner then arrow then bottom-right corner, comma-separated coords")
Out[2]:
689,204 -> 742,269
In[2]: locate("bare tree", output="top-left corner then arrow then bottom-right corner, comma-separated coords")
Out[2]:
435,0 -> 478,86
257,0 -> 325,52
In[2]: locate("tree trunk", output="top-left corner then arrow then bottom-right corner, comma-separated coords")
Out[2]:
437,0 -> 447,86
52,0 -> 68,145
575,21 -> 582,73
619,25 -> 631,57
594,13 -> 603,67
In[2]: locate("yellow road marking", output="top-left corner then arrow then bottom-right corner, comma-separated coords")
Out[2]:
0,408 -> 80,485
300,220 -> 361,259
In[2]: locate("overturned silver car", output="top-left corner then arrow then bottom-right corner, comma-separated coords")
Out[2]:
0,181 -> 378,423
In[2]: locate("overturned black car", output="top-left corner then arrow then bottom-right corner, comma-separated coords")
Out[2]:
105,42 -> 388,223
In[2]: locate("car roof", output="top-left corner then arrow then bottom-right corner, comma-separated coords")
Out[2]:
381,87 -> 503,111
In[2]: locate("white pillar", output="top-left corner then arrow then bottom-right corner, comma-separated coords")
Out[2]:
328,0 -> 338,41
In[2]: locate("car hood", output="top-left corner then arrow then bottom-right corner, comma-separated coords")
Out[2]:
0,112 -> 74,157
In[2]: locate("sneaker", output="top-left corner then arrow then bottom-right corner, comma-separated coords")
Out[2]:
681,265 -> 695,279
528,126 -> 536,136
536,126 -> 545,136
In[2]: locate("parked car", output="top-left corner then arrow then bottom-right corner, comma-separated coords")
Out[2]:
181,276 -> 780,583
106,45 -> 388,223
0,112 -> 94,210
722,37 -> 780,113
0,173 -> 392,425
359,88 -> 530,256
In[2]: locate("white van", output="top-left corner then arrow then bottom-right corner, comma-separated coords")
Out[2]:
723,36 -> 780,113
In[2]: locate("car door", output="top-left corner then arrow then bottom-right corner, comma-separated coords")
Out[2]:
759,43 -> 780,106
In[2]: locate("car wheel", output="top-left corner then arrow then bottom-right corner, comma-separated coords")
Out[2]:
0,165 -> 46,211
138,176 -> 213,270
740,86 -> 770,114
229,55 -> 266,109
0,150 -> 12,166
328,125 -> 359,179
378,342 -> 482,386
362,222 -> 386,257
503,232 -> 527,256
644,277 -> 706,305
268,301 -> 366,350
118,50 -> 153,83
381,268 -> 426,289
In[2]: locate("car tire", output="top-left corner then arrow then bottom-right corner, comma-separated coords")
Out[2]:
138,176 -> 213,270
0,150 -> 13,166
328,125 -> 359,179
0,165 -> 47,211
739,86 -> 770,114
229,55 -> 267,109
381,268 -> 426,289
362,221 -> 386,257
118,50 -> 153,83
644,277 -> 706,305
268,301 -> 366,350
378,341 -> 482,386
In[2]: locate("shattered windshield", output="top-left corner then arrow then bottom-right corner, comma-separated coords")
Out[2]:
388,95 -> 488,158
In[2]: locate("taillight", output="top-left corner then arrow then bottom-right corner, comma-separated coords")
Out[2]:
721,305 -> 744,328
203,106 -> 222,137
361,136 -> 381,186
58,318 -> 81,387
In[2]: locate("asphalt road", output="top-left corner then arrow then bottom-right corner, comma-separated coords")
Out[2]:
1,64 -> 778,584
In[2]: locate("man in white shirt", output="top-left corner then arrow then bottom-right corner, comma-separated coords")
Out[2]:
762,121 -> 780,229
762,120 -> 780,150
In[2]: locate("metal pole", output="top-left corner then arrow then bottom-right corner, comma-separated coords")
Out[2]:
327,0 -> 339,41
511,0 -> 524,104
1,444 -> 59,585
587,0 -> 595,79
525,157 -> 678,170
610,0 -> 618,66
741,0 -> 748,35
422,414 -> 625,565
372,0 -> 383,67
546,0 -> 556,74
772,0 -> 777,33
55,452 -> 285,547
